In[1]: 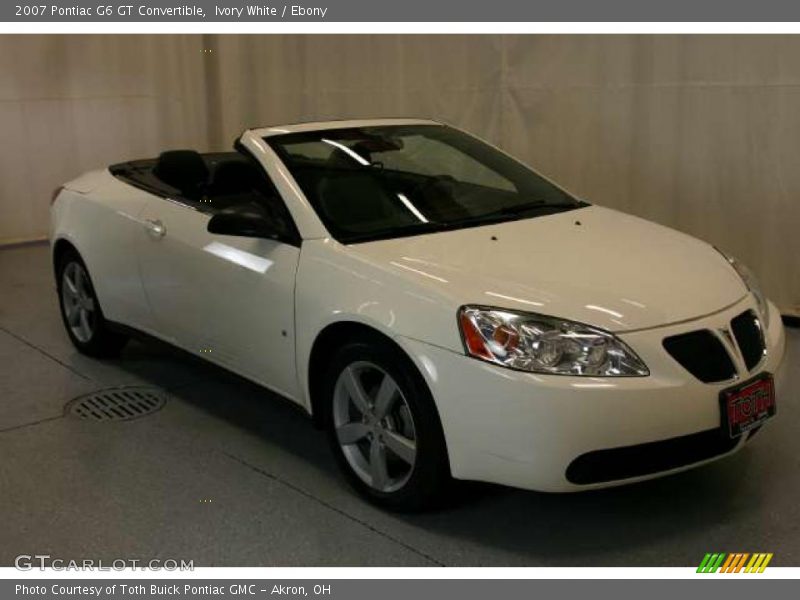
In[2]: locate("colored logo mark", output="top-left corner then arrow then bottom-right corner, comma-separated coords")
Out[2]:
697,553 -> 773,573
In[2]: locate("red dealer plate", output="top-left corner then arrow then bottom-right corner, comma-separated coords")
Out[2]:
720,374 -> 776,439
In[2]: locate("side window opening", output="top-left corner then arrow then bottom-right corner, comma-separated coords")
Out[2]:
227,146 -> 301,244
109,148 -> 300,245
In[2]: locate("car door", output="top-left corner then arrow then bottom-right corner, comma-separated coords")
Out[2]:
136,167 -> 302,401
61,175 -> 159,334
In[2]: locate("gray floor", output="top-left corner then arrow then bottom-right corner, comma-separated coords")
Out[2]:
0,243 -> 798,567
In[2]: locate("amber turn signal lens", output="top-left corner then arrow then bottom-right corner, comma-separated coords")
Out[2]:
459,311 -> 493,360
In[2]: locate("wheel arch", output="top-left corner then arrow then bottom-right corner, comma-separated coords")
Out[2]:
52,237 -> 81,280
306,321 -> 442,433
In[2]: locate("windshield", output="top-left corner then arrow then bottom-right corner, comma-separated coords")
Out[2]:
266,125 -> 585,243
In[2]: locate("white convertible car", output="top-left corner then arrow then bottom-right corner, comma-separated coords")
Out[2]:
51,119 -> 785,509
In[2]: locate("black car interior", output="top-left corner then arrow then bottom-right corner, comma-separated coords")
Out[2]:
109,149 -> 299,243
316,148 -> 419,233
152,150 -> 210,201
287,145 -> 477,235
265,125 -> 583,243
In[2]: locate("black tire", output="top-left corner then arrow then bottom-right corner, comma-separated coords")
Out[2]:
322,334 -> 451,511
56,249 -> 128,358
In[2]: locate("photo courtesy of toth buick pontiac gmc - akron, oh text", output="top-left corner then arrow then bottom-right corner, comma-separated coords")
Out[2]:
50,119 -> 786,510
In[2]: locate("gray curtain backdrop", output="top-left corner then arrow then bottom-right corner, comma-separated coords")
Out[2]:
1,35 -> 798,316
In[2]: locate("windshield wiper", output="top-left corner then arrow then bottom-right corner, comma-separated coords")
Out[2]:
490,200 -> 579,216
342,201 -> 587,244
440,200 -> 582,229
342,221 -> 451,243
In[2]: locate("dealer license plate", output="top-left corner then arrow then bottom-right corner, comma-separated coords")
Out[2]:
720,374 -> 776,439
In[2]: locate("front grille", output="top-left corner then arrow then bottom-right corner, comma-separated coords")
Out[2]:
566,429 -> 741,484
663,330 -> 736,383
731,310 -> 766,371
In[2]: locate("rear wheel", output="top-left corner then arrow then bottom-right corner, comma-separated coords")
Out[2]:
56,251 -> 128,357
323,337 -> 450,511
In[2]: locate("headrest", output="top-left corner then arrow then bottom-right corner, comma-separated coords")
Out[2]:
153,150 -> 209,196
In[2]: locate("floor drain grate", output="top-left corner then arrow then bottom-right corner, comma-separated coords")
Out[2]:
67,386 -> 167,422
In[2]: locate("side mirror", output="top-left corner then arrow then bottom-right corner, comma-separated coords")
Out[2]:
207,204 -> 283,240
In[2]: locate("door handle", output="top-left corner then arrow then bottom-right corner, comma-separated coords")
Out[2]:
144,219 -> 166,238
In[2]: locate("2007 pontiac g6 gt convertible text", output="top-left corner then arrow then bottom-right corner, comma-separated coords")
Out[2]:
50,119 -> 786,510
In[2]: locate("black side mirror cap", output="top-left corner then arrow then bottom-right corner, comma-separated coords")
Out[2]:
207,204 -> 282,240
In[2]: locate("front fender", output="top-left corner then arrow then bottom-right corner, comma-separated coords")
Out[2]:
294,238 -> 462,409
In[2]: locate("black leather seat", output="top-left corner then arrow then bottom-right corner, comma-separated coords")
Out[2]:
206,160 -> 261,210
209,160 -> 257,195
316,149 -> 404,232
153,150 -> 209,200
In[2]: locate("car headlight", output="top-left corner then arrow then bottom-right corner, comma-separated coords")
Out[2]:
458,306 -> 649,377
715,248 -> 770,329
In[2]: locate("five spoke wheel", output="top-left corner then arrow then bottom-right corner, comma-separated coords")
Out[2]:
61,261 -> 96,343
332,361 -> 417,493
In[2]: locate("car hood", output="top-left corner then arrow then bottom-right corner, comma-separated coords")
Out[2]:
352,205 -> 747,332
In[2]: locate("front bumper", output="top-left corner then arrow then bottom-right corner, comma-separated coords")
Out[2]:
398,297 -> 787,492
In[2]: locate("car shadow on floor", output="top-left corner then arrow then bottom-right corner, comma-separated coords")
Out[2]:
411,464 -> 757,564
110,336 -> 764,565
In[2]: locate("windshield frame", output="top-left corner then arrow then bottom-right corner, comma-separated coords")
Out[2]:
266,124 -> 588,244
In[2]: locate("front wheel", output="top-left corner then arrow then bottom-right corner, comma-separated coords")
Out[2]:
323,337 -> 451,511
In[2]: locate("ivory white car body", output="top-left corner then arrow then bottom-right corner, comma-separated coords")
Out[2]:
50,119 -> 786,509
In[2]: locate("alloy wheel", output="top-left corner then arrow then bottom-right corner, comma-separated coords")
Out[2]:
332,361 -> 417,493
61,261 -> 96,343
